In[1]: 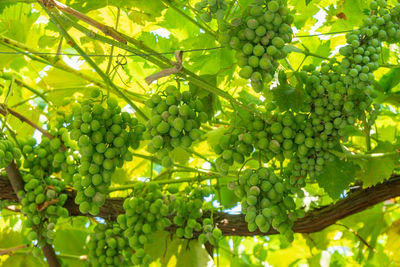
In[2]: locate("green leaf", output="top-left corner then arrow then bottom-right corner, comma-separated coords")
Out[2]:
146,231 -> 212,266
272,84 -> 305,112
354,142 -> 397,187
170,147 -> 191,165
385,219 -> 400,265
237,90 -> 261,105
381,92 -> 400,107
316,157 -> 359,200
377,69 -> 400,93
3,254 -> 47,267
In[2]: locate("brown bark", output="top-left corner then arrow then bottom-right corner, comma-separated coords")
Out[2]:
4,163 -> 61,267
2,175 -> 400,236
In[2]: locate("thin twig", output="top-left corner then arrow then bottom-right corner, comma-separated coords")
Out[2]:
335,223 -> 377,253
0,104 -> 54,139
38,0 -> 127,43
0,244 -> 29,255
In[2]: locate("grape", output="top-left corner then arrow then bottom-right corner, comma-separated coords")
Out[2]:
196,0 -> 227,22
231,168 -> 299,241
0,137 -> 21,168
218,0 -> 293,92
87,223 -> 132,266
20,175 -> 69,246
68,97 -> 144,215
144,86 -> 208,166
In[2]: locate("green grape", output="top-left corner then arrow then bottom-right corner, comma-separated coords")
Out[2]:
20,175 -> 69,245
67,98 -> 144,215
231,168 -> 299,241
144,86 -> 208,167
196,0 -> 227,22
218,0 -> 293,92
87,223 -> 132,266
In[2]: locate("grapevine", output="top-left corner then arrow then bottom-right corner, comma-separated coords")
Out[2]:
1,0 -> 400,266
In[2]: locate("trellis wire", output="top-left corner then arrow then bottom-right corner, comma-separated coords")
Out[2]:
0,46 -> 224,58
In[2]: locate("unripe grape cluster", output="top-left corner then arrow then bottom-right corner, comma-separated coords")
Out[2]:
19,175 -> 68,245
144,86 -> 208,167
218,0 -> 293,92
116,182 -> 214,265
69,97 -> 144,215
287,0 -> 400,178
170,185 -> 212,240
232,168 -> 304,242
195,0 -> 227,22
20,134 -> 68,179
118,183 -> 171,266
0,137 -> 21,168
198,218 -> 223,246
87,223 -> 132,267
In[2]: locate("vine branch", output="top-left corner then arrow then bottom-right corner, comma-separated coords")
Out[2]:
4,163 -> 61,267
38,5 -> 149,121
0,104 -> 54,139
1,175 -> 400,236
38,0 -> 127,44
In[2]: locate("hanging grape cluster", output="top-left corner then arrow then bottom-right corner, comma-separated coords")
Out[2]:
69,96 -> 144,215
144,85 -> 208,167
19,174 -> 69,246
117,183 -> 170,266
198,218 -> 223,246
218,0 -> 293,92
170,184 -> 212,240
232,168 -> 304,242
0,137 -> 21,168
195,0 -> 228,22
287,0 -> 400,178
87,222 -> 132,266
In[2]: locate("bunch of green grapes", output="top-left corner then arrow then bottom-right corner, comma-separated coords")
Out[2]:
46,114 -> 81,184
117,183 -> 170,266
170,185 -> 212,239
0,137 -> 21,168
218,0 -> 293,92
69,96 -> 144,215
87,222 -> 132,266
144,86 -> 208,167
19,174 -> 68,246
198,218 -> 223,246
232,168 -> 304,242
194,0 -> 228,22
20,134 -> 67,179
287,0 -> 400,179
213,111 -> 314,182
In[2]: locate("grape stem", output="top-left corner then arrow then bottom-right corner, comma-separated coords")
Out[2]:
130,152 -> 225,176
161,0 -> 217,37
39,7 -> 149,121
295,30 -> 354,38
0,104 -> 55,140
107,174 -> 231,193
328,149 -> 400,159
0,244 -> 29,255
0,72 -> 50,104
45,6 -> 269,122
0,36 -> 147,104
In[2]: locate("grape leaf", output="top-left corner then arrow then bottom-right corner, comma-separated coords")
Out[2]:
377,69 -> 400,93
272,84 -> 305,112
238,90 -> 262,105
385,219 -> 400,265
354,142 -> 396,187
316,157 -> 359,200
